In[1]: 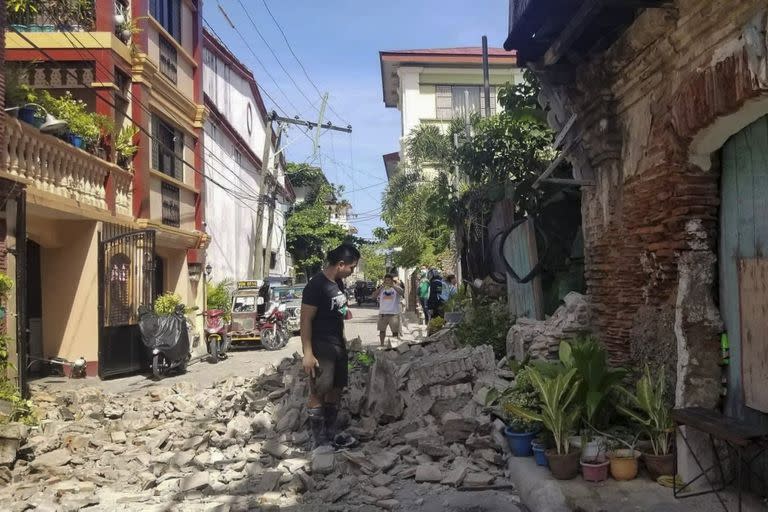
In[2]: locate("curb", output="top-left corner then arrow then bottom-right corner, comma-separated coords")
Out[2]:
507,456 -> 570,512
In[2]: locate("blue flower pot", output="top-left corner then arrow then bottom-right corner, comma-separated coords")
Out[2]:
532,443 -> 548,466
9,24 -> 28,32
68,133 -> 83,148
504,427 -> 536,457
18,106 -> 39,126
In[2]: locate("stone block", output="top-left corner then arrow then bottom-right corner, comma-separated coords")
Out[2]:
414,464 -> 442,482
180,472 -> 210,492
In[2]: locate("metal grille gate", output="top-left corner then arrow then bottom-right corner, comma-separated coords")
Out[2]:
98,230 -> 156,378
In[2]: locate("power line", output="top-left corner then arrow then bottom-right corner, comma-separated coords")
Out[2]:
232,0 -> 324,119
259,0 -> 349,126
205,15 -> 296,117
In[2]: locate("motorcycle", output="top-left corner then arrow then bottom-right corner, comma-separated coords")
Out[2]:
138,304 -> 191,380
259,300 -> 290,350
204,309 -> 229,363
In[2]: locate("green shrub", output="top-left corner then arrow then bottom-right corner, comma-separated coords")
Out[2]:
206,279 -> 232,318
0,380 -> 36,425
0,273 -> 13,299
154,292 -> 183,316
454,296 -> 514,358
427,316 -> 445,335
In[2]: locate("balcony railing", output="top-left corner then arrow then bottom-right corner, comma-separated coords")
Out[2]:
161,181 -> 180,227
2,116 -> 133,217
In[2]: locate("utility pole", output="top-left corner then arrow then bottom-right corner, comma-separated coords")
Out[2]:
482,35 -> 491,118
255,110 -> 352,279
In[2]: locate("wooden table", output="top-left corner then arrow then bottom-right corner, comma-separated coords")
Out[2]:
672,407 -> 768,512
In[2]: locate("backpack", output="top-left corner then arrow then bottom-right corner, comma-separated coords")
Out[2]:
427,278 -> 443,307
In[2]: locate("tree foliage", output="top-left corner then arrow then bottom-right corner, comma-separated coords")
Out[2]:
381,73 -> 556,267
359,244 -> 386,282
286,182 -> 348,276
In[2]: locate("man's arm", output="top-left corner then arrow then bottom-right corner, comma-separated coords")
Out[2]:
300,304 -> 318,377
393,284 -> 405,296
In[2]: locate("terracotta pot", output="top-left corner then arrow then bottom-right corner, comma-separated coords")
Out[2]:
609,449 -> 641,481
643,451 -> 674,481
581,456 -> 610,482
546,448 -> 580,480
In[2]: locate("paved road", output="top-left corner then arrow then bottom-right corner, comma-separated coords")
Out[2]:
30,303 -> 420,396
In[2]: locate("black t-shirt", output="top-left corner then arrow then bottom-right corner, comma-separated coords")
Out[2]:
302,272 -> 348,346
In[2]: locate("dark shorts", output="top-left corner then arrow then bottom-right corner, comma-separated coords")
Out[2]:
310,341 -> 348,395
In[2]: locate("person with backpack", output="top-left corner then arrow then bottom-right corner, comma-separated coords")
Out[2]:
426,269 -> 445,320
417,272 -> 430,324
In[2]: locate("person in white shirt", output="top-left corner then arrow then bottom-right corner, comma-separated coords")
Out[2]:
373,274 -> 404,346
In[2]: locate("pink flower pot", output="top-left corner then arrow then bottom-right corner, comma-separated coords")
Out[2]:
581,456 -> 610,482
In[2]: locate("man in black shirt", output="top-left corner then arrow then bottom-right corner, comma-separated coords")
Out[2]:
301,243 -> 360,448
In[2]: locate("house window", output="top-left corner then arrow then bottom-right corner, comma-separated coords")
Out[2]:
436,85 -> 497,120
158,35 -> 178,83
203,48 -> 216,98
150,0 -> 181,42
152,114 -> 183,180
161,182 -> 180,227
234,149 -> 242,166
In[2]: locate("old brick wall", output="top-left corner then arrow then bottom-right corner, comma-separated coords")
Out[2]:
537,0 -> 768,372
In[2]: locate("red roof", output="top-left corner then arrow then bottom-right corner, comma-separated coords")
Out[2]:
382,47 -> 515,57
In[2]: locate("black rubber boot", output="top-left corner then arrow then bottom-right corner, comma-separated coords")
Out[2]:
324,404 -> 339,443
308,406 -> 328,449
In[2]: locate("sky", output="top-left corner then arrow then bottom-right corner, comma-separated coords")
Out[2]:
203,0 -> 510,239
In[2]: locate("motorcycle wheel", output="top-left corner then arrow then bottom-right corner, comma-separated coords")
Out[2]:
208,337 -> 219,363
152,353 -> 167,380
261,329 -> 280,351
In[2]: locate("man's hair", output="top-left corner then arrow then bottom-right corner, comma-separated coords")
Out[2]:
446,274 -> 456,282
384,274 -> 394,280
327,243 -> 360,265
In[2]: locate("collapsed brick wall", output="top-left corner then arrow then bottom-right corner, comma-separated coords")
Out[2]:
539,0 -> 768,367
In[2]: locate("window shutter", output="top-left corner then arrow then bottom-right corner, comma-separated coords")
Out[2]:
435,86 -> 452,120
172,0 -> 181,41
151,116 -> 159,170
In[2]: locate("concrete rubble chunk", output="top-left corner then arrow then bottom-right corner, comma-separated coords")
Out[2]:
311,449 -> 335,475
370,473 -> 394,487
377,499 -> 400,510
180,471 -> 210,492
110,431 -> 127,444
262,440 -> 290,459
414,464 -> 443,482
275,408 -> 300,433
340,451 -> 377,474
441,458 -> 469,487
325,476 -> 357,502
365,357 -> 405,422
369,451 -> 398,472
31,448 -> 72,469
367,486 -> 394,500
462,471 -> 495,487
256,470 -> 283,494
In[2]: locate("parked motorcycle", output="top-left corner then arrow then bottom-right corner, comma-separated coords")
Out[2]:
138,304 -> 190,380
259,301 -> 290,350
203,309 -> 229,363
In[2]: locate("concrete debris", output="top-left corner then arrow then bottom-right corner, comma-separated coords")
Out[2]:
0,333 -> 515,511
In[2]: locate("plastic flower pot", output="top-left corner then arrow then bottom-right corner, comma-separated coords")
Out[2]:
9,24 -> 28,32
504,427 -> 536,457
643,452 -> 674,481
67,133 -> 83,148
532,442 -> 548,467
18,106 -> 39,126
608,449 -> 641,481
546,448 -> 581,480
581,456 -> 610,482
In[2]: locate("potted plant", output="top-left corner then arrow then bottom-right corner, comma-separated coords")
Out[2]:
589,424 -> 641,481
500,374 -> 541,457
115,124 -> 139,168
117,14 -> 142,44
506,367 -> 582,479
559,338 -> 626,459
617,366 -> 675,481
7,0 -> 41,30
580,437 -> 610,482
114,3 -> 126,26
531,433 -> 549,467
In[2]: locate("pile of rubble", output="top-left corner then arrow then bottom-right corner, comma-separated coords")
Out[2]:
506,292 -> 591,361
0,333 -> 518,512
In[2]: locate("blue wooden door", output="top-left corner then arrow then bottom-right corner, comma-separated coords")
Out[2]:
720,115 -> 768,421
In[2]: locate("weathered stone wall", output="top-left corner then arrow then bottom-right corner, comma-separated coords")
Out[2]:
536,1 -> 768,378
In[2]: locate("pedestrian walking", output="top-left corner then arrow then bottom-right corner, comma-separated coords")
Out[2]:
441,274 -> 458,303
418,272 -> 430,325
373,274 -> 405,346
426,269 -> 446,320
300,243 -> 360,448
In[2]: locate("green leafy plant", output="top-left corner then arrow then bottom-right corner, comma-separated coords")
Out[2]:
115,124 -> 140,164
427,316 -> 445,335
559,338 -> 626,429
0,273 -> 14,299
0,379 -> 36,425
154,292 -> 183,316
348,351 -> 375,371
500,371 -> 541,433
454,296 -> 514,358
616,365 -> 674,455
505,367 -> 582,455
28,90 -> 100,147
7,0 -> 41,24
206,279 -> 232,320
